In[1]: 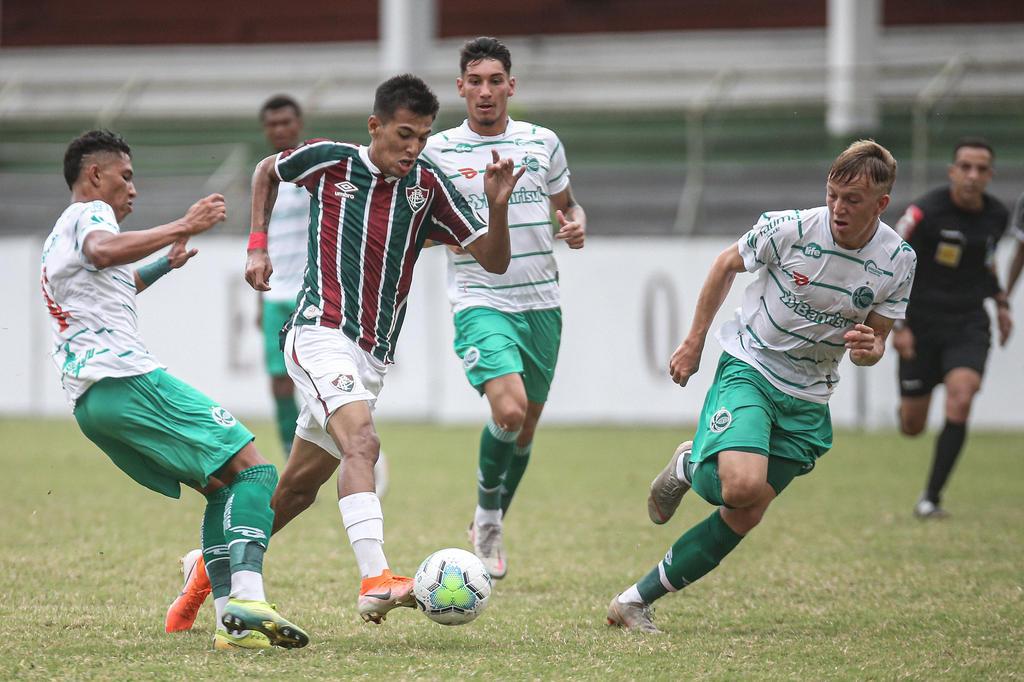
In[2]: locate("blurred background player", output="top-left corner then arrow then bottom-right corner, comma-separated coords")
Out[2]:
256,95 -> 307,459
608,141 -> 916,632
422,37 -> 586,579
244,74 -> 522,623
892,138 -> 1014,519
1006,189 -> 1024,294
44,130 -> 307,651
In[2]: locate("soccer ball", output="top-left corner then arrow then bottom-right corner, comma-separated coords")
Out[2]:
413,548 -> 492,625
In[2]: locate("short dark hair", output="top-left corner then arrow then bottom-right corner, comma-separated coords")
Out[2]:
63,129 -> 131,190
259,94 -> 302,120
953,136 -> 994,161
460,36 -> 512,75
828,139 -> 898,195
373,74 -> 439,122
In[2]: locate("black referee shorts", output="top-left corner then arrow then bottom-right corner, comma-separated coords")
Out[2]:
898,308 -> 991,397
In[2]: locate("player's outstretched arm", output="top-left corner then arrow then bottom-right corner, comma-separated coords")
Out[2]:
670,244 -> 746,386
551,184 -> 586,249
82,194 -> 226,270
245,155 -> 281,292
846,312 -> 895,366
466,150 -> 525,274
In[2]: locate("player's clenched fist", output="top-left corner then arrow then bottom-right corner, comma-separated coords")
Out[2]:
669,337 -> 703,386
183,193 -> 227,234
245,248 -> 273,292
845,323 -> 882,366
554,210 -> 585,249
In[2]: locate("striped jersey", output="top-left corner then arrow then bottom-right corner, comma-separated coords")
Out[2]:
265,181 -> 310,303
276,139 -> 486,363
422,118 -> 570,313
41,201 -> 162,405
717,206 -> 917,403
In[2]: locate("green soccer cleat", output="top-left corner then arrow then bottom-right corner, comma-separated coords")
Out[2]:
213,629 -> 272,651
221,599 -> 309,649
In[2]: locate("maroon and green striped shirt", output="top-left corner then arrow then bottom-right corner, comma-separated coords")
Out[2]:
276,139 -> 486,363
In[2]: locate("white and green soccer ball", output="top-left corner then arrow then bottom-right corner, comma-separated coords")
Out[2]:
413,548 -> 492,625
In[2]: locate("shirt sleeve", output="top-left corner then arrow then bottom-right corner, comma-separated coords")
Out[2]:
426,169 -> 487,248
275,138 -> 346,191
75,201 -> 120,267
1009,192 -> 1024,242
546,133 -> 571,196
894,204 -> 924,242
735,210 -> 802,273
873,256 -> 917,320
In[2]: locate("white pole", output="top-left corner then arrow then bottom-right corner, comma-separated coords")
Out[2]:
380,0 -> 437,77
827,0 -> 880,137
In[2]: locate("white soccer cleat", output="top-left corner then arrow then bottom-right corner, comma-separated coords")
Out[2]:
607,594 -> 660,633
913,497 -> 949,520
647,441 -> 692,524
470,521 -> 507,579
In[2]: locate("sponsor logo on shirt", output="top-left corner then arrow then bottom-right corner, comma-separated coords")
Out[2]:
793,272 -> 810,286
521,154 -> 541,172
710,407 -> 732,433
406,185 -> 428,212
803,242 -> 823,258
779,290 -> 855,328
302,305 -> 322,319
464,186 -> 546,211
458,167 -> 478,179
334,181 -> 359,200
864,260 -> 885,277
455,143 -> 473,153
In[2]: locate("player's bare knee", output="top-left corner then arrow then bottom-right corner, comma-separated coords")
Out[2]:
720,475 -> 764,509
721,505 -> 765,535
493,401 -> 526,432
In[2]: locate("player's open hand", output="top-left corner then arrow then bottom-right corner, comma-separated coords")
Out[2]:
183,193 -> 227,235
845,323 -> 882,365
167,238 -> 199,269
669,336 -> 703,386
997,306 -> 1013,346
483,150 -> 526,206
245,248 -> 273,292
554,210 -> 585,249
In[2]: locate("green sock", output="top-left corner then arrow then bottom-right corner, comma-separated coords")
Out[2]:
202,487 -> 232,599
636,509 -> 745,603
274,395 -> 299,459
224,464 -> 278,575
500,441 -> 532,516
478,419 -> 520,510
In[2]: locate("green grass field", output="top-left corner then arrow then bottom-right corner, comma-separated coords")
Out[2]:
1,419 -> 1021,680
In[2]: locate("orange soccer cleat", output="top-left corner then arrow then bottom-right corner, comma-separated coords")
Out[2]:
357,569 -> 416,624
165,549 -> 212,632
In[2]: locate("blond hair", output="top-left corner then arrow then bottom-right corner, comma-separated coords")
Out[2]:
828,139 -> 897,194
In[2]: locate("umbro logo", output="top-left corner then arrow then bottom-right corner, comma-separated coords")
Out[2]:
793,272 -> 810,286
334,181 -> 359,199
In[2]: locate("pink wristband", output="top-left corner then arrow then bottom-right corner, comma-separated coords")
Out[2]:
247,232 -> 268,250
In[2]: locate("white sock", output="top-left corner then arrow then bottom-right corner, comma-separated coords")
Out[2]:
475,505 -> 502,528
229,570 -> 266,602
618,584 -> 645,605
214,596 -> 229,632
339,492 -> 388,578
675,452 -> 692,484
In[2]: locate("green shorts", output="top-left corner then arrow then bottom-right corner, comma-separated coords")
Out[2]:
74,369 -> 255,499
262,299 -> 296,376
688,352 -> 832,500
453,306 -> 562,404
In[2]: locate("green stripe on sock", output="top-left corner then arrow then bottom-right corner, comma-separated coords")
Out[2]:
478,421 -> 520,510
225,464 -> 278,574
500,442 -> 532,516
202,487 -> 232,599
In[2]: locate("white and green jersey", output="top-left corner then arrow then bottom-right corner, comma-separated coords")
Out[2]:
266,181 -> 310,303
423,118 -> 571,314
718,206 -> 917,403
40,201 -> 162,405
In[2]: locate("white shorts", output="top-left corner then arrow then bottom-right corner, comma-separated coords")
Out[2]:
284,325 -> 387,459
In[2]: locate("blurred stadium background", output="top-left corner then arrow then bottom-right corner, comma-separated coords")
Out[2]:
2,0 -> 1023,428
